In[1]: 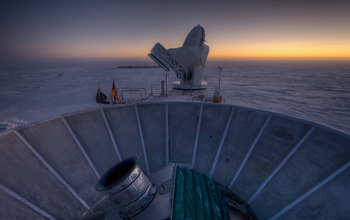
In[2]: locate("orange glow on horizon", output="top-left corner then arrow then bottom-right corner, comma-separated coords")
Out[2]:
53,48 -> 350,60
208,53 -> 350,59
41,49 -> 350,60
208,43 -> 350,59
28,41 -> 350,61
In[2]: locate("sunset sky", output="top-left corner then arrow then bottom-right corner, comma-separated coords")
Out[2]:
1,0 -> 350,62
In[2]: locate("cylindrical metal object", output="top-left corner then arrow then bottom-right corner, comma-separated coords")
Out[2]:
95,156 -> 156,218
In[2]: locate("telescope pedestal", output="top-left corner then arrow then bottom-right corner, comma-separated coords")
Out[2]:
173,81 -> 207,90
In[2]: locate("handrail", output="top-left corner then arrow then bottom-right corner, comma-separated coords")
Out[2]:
111,85 -> 226,104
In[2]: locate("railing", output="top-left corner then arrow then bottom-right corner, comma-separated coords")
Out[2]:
150,84 -> 174,97
116,88 -> 150,104
150,84 -> 227,104
109,85 -> 227,104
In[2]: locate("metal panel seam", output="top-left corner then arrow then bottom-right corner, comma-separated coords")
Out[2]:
61,116 -> 101,179
229,115 -> 271,188
100,108 -> 122,161
135,104 -> 150,175
14,130 -> 91,209
209,107 -> 235,178
248,126 -> 316,204
0,183 -> 57,220
269,160 -> 350,220
191,103 -> 203,169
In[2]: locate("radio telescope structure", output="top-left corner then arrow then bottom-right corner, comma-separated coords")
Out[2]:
149,25 -> 209,90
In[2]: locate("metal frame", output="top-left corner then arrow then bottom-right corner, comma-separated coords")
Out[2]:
247,126 -> 316,204
229,115 -> 271,188
191,104 -> 204,169
150,43 -> 187,77
135,104 -> 150,175
209,107 -> 235,178
61,116 -> 101,179
100,108 -> 122,161
15,131 -> 91,209
0,183 -> 56,220
270,160 -> 350,220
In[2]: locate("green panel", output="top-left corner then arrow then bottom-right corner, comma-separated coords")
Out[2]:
173,167 -> 229,220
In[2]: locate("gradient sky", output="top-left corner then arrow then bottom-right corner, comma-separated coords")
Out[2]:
1,0 -> 350,62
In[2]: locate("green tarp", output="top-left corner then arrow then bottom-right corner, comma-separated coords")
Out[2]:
172,167 -> 230,220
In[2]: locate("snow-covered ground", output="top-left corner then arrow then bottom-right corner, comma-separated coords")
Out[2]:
1,59 -> 350,135
0,60 -> 167,132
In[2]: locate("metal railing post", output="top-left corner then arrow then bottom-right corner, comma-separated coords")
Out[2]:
165,73 -> 168,96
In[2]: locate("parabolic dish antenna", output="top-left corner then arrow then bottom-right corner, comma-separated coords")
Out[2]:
183,25 -> 205,47
149,25 -> 209,90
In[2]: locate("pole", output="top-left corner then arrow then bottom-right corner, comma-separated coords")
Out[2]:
218,66 -> 222,91
161,80 -> 165,96
166,73 -> 168,96
98,82 -> 101,107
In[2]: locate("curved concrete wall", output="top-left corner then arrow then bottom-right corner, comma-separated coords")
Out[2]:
0,102 -> 349,219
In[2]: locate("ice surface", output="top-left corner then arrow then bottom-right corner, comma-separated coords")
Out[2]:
0,59 -> 349,135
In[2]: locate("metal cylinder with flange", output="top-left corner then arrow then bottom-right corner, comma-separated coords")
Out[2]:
95,156 -> 156,219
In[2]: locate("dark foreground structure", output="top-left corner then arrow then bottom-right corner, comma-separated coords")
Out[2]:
0,102 -> 349,219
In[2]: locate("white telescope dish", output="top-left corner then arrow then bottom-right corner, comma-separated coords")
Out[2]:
149,25 -> 209,90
